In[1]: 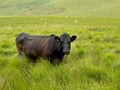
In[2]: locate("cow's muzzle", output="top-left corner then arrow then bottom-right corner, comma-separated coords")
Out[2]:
63,49 -> 70,55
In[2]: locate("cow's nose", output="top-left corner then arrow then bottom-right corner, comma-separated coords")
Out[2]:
63,50 -> 70,55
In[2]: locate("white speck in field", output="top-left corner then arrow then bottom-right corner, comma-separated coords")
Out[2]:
75,20 -> 78,23
41,18 -> 43,20
41,18 -> 46,20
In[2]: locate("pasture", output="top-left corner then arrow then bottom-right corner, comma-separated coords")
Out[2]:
0,0 -> 120,17
0,16 -> 120,90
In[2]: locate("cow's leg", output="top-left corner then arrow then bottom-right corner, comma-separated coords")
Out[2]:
58,56 -> 63,63
50,58 -> 53,63
25,56 -> 37,63
59,59 -> 63,63
48,55 -> 53,63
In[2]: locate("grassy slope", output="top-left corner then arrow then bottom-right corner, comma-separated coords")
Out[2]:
0,0 -> 120,17
0,16 -> 120,90
0,0 -> 53,16
52,0 -> 120,17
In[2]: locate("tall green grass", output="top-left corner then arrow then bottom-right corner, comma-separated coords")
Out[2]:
0,16 -> 120,90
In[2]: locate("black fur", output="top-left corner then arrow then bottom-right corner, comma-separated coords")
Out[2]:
16,33 -> 77,63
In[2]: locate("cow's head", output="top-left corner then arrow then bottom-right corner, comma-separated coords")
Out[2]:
60,33 -> 77,55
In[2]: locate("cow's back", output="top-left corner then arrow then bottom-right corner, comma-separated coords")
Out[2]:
23,36 -> 58,60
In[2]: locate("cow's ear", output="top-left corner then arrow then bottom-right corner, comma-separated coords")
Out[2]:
55,36 -> 60,42
71,35 -> 77,42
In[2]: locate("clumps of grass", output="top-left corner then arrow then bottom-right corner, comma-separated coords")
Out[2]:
83,65 -> 107,83
89,27 -> 99,31
115,49 -> 120,55
0,68 -> 29,90
0,49 -> 16,56
0,57 -> 8,69
101,53 -> 118,68
30,60 -> 51,81
112,61 -> 120,72
1,44 -> 11,49
0,57 -> 33,90
112,61 -> 120,90
102,34 -> 120,43
0,40 -> 16,56
71,43 -> 88,60
0,76 -> 4,90
0,17 -> 120,90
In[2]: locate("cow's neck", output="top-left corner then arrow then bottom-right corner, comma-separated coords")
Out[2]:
58,42 -> 64,56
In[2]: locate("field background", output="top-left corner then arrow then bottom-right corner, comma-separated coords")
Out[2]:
0,0 -> 120,90
0,0 -> 120,17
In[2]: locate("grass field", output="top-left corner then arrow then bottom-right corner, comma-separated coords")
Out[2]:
0,0 -> 120,17
0,16 -> 120,90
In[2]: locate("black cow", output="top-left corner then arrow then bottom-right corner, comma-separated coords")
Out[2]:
16,33 -> 77,63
